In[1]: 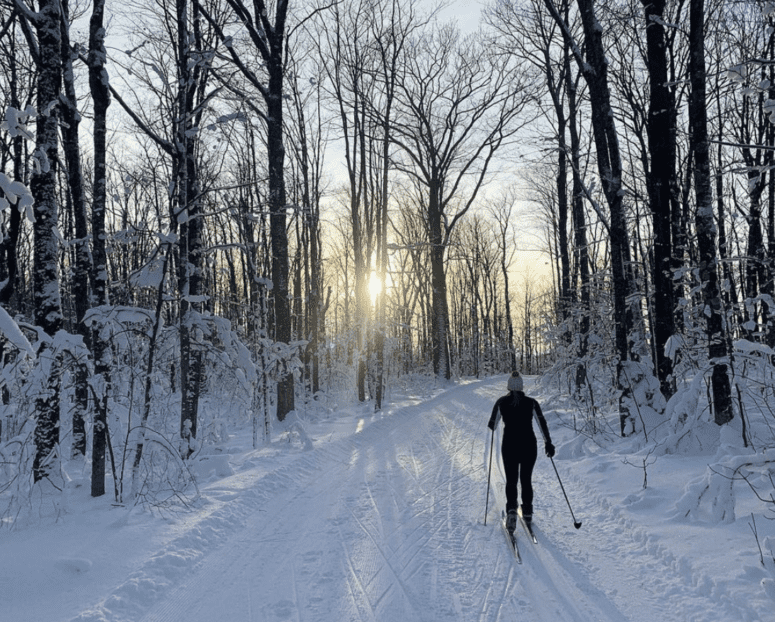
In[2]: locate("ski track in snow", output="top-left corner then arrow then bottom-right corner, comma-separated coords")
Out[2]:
68,379 -> 759,622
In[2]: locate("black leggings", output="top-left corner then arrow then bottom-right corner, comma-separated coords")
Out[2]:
502,441 -> 538,516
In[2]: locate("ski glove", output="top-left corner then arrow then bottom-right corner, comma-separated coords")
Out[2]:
488,409 -> 501,431
545,442 -> 555,458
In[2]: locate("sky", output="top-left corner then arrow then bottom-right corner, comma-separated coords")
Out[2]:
438,0 -> 486,30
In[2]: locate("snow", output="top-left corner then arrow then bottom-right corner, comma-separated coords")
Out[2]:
2,376 -> 773,622
0,304 -> 34,356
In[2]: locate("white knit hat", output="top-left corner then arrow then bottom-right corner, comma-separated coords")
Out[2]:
507,371 -> 523,392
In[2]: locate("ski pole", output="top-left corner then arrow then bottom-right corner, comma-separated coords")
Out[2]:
549,456 -> 582,529
484,425 -> 495,526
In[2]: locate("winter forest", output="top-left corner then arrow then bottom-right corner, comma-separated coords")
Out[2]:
3,0 -> 775,617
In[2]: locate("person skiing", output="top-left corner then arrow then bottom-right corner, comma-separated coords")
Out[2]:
488,371 -> 555,534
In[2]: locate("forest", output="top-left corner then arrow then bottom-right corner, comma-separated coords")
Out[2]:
1,0 -> 775,522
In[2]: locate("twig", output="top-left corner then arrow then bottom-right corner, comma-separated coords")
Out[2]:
750,513 -> 765,566
622,445 -> 658,490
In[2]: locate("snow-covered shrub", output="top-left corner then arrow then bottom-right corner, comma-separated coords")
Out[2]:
673,464 -> 737,524
730,339 -> 775,451
130,427 -> 199,511
658,371 -> 721,456
539,271 -> 657,439
0,307 -> 99,525
88,307 -> 260,502
674,445 -> 775,526
620,359 -> 667,439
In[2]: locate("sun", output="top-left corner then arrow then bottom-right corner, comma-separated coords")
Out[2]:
369,271 -> 382,303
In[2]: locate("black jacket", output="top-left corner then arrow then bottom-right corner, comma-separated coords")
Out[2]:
488,391 -> 552,448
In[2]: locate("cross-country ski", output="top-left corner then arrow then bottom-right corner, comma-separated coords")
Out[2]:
501,510 -> 522,563
519,507 -> 538,544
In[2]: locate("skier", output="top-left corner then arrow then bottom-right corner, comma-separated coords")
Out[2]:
488,371 -> 555,534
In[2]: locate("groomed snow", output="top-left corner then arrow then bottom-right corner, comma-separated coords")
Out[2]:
1,376 -> 772,622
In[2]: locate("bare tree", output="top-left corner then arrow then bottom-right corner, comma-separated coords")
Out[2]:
723,4 -> 775,345
315,0 -> 421,405
391,24 -> 532,379
486,189 -> 520,371
318,0 -> 379,402
196,0 -> 295,420
544,0 -> 635,434
370,0 -> 419,409
106,0 -> 221,457
285,47 -> 326,397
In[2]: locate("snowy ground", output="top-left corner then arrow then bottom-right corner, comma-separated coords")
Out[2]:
2,376 -> 773,622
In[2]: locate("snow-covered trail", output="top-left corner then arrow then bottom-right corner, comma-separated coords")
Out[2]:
136,384 -> 500,622
71,378 -> 747,622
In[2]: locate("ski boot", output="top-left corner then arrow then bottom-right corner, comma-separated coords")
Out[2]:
506,509 -> 518,534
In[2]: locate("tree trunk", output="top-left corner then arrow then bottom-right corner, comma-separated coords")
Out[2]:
87,0 -> 111,496
375,79 -> 393,409
575,0 -> 630,365
496,203 -> 517,371
192,0 -> 293,418
428,180 -> 451,379
267,56 -> 293,419
566,41 -> 591,394
176,0 -> 207,453
30,0 -> 65,482
641,0 -> 677,400
0,27 -> 23,308
60,0 -> 91,460
556,112 -> 571,324
688,0 -> 733,426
